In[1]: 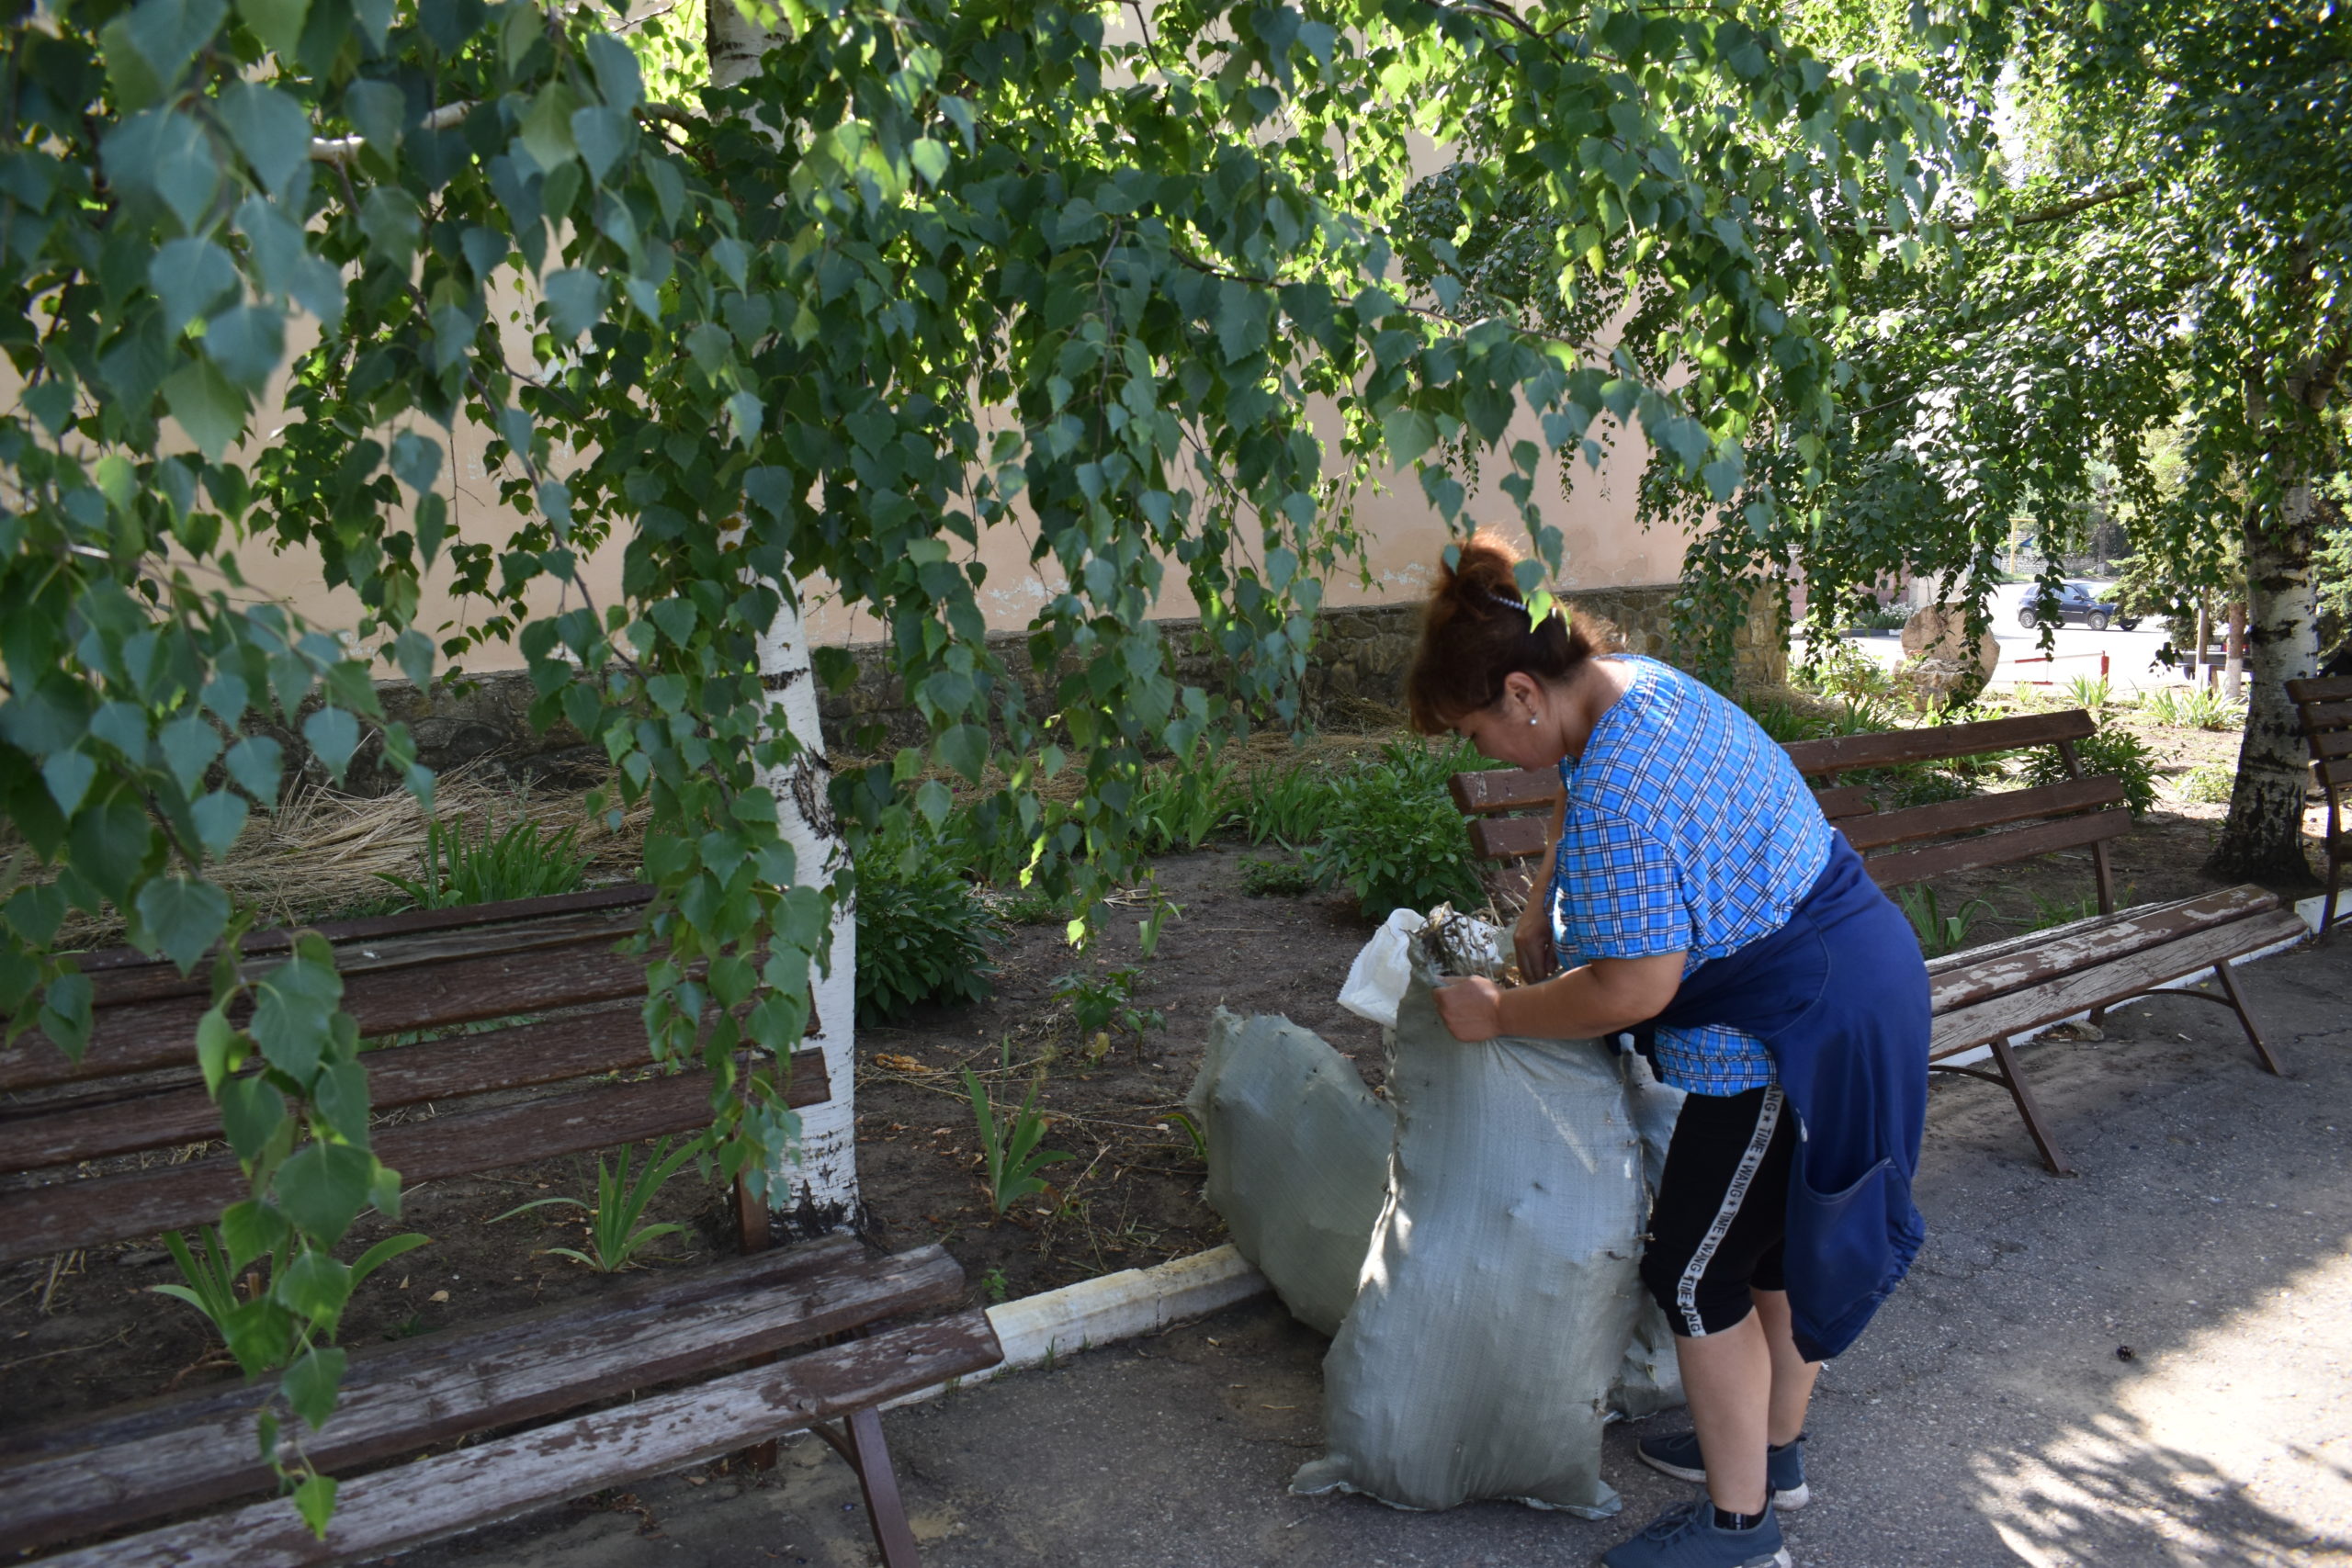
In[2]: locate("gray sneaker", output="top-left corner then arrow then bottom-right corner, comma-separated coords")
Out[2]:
1635,1430 -> 1809,1509
1599,1500 -> 1790,1568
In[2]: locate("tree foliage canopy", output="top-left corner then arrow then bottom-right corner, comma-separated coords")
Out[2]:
3,0 -> 1964,1507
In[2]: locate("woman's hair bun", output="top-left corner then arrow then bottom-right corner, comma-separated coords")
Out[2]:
1405,528 -> 1594,732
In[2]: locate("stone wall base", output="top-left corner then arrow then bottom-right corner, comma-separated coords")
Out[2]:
312,585 -> 1786,793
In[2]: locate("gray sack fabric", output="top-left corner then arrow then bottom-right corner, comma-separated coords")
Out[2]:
1288,941 -> 1661,1516
1185,1008 -> 1391,1337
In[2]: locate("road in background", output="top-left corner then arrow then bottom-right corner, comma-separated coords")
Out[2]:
1839,581 -> 2232,696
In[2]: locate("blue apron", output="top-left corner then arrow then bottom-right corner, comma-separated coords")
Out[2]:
1634,836 -> 1930,1360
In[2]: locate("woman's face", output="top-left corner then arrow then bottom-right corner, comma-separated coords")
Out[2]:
1451,678 -> 1560,772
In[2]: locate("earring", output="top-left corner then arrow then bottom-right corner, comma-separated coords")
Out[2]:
1527,716 -> 1538,727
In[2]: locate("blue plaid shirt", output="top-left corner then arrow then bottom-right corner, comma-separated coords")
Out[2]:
1548,657 -> 1833,1095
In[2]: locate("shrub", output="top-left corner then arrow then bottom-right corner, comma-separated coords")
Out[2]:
2020,724 -> 2161,817
855,823 -> 1002,1023
377,814 -> 590,908
2177,761 -> 2236,805
1796,642 -> 1899,705
1304,740 -> 1488,919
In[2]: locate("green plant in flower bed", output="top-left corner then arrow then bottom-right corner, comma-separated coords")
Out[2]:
1239,854 -> 1318,897
1305,740 -> 1490,919
376,815 -> 590,909
1130,752 -> 1239,855
2020,725 -> 2161,817
963,1068 -> 1072,1218
1050,965 -> 1163,1042
855,822 -> 1002,1024
2141,685 -> 2246,731
989,889 -> 1070,926
1231,758 -> 1340,847
492,1137 -> 700,1271
1897,885 -> 1996,957
153,1220 -> 429,1377
2177,761 -> 2237,805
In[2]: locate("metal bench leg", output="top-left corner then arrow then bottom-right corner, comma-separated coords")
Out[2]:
2210,960 -> 2288,1077
1986,1036 -> 2074,1176
812,1409 -> 923,1567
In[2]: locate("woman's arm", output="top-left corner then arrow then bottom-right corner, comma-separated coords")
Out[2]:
1513,793 -> 1569,980
1432,951 -> 1685,1043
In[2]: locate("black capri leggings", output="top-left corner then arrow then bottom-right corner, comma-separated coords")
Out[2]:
1639,1084 -> 1796,1338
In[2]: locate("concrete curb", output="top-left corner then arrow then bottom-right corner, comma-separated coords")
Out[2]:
889,1244 -> 1271,1409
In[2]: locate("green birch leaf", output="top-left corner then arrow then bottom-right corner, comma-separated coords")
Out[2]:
162,358 -> 248,461
276,1143 -> 376,1246
219,82 -> 313,199
237,0 -> 310,58
281,1346 -> 347,1432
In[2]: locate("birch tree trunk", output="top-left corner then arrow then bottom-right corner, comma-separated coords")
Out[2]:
2211,387 -> 2323,884
2224,601 -> 2246,701
710,1 -> 860,1221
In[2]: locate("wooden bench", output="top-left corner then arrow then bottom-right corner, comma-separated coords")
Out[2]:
0,886 -> 1000,1567
1451,709 -> 2306,1173
2288,674 -> 2352,940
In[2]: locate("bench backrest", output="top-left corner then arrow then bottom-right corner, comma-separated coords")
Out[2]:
1450,707 -> 2128,913
2287,675 -> 2352,790
0,886 -> 824,1267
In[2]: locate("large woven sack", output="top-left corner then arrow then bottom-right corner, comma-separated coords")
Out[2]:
1185,1008 -> 1391,1336
1290,941 -> 1657,1516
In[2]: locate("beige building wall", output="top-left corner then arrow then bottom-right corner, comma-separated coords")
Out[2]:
212,404 -> 1684,669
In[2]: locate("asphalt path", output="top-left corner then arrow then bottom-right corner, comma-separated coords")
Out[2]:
399,931 -> 2352,1568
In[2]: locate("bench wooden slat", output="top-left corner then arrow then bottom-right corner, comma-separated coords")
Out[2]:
2312,729 -> 2352,761
74,903 -> 650,1012
1928,908 -> 2308,1058
0,1236 -> 955,1554
69,887 -> 657,981
1469,815 -> 1550,863
1449,767 -> 1555,816
2285,675 -> 2352,704
1921,885 -> 2278,976
1812,784 -> 1874,820
1855,807 -> 2132,889
2,931 -> 659,1094
0,1014 -> 805,1177
1838,777 -> 2124,853
0,1055 -> 829,1267
1928,886 -> 2282,1014
1781,710 -> 2094,777
38,1311 -> 1002,1568
2296,699 -> 2352,731
2318,756 -> 2352,787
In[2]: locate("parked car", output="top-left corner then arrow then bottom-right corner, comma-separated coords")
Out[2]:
2018,581 -> 2140,632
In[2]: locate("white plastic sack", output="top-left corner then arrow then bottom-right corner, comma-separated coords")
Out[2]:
1335,908 -> 1427,1030
1185,1009 -> 1392,1337
1290,935 -> 1658,1517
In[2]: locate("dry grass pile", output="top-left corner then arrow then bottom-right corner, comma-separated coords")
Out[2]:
15,766 -> 649,953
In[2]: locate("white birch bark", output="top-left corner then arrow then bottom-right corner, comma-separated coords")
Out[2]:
2213,378 -> 2324,882
710,2 -> 859,1220
758,604 -> 860,1220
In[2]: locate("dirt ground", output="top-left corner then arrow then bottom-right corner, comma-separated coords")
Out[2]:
0,698 -> 2324,1447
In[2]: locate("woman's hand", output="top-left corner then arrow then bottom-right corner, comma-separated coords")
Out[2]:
1513,896 -> 1555,982
1433,976 -> 1506,1042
